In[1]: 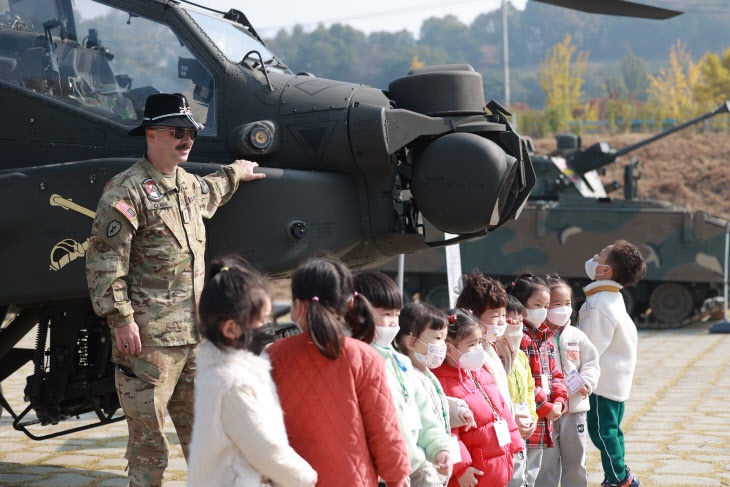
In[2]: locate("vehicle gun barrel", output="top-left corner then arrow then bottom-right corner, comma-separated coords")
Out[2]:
572,101 -> 730,174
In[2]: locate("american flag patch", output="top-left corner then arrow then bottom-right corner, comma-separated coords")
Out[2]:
114,200 -> 137,222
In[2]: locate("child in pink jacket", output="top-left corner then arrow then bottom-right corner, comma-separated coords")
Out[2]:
433,309 -> 523,487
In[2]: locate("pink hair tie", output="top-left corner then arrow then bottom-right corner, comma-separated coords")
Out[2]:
312,296 -> 319,302
353,292 -> 358,297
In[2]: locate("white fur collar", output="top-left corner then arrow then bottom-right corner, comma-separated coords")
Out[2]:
584,279 -> 623,292
198,340 -> 271,384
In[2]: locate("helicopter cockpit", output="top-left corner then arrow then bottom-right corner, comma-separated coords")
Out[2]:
0,0 -> 216,133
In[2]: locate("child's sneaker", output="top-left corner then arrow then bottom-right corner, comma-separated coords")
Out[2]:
604,467 -> 640,487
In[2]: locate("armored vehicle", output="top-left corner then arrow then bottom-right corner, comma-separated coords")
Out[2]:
383,103 -> 730,327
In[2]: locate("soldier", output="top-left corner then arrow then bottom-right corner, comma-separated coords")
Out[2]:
86,93 -> 265,487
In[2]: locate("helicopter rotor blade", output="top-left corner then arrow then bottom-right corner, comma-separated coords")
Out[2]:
533,0 -> 682,19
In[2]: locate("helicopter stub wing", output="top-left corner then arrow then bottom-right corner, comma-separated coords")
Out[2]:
533,0 -> 682,19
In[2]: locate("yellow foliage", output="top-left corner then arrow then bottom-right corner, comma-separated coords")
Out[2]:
539,34 -> 588,122
410,55 -> 425,70
694,48 -> 730,108
647,40 -> 701,120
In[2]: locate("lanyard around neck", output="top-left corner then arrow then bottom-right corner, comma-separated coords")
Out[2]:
389,353 -> 410,402
426,370 -> 450,434
469,372 -> 500,420
530,324 -> 549,375
511,367 -> 523,402
555,332 -> 567,374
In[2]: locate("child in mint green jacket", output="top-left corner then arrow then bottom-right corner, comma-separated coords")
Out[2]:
354,271 -> 454,486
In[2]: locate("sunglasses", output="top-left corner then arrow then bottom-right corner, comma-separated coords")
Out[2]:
153,127 -> 198,140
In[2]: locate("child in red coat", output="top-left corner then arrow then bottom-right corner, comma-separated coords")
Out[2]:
434,309 -> 523,487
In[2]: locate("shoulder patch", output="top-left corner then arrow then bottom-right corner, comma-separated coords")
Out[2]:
114,200 -> 137,223
107,220 -> 122,237
195,174 -> 209,194
142,178 -> 164,201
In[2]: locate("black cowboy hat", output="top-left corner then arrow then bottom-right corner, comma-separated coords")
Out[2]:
128,93 -> 204,136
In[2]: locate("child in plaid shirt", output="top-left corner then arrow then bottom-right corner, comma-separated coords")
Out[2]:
507,274 -> 567,487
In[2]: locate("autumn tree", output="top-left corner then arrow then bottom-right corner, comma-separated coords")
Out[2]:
694,48 -> 730,107
539,34 -> 588,130
647,40 -> 701,120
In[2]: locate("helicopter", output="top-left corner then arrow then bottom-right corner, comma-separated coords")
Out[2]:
0,0 -> 681,440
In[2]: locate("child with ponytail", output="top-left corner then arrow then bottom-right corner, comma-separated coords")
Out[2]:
189,258 -> 316,487
535,276 -> 600,487
433,309 -> 523,487
507,273 -> 568,487
267,257 -> 410,487
354,271 -> 454,487
395,302 -> 477,486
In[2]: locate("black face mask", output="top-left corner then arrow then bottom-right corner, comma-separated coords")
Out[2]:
247,322 -> 276,355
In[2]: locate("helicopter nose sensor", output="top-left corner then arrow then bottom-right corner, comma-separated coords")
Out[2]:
411,132 -> 518,234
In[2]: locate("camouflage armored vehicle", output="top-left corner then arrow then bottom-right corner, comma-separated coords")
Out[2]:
382,103 -> 730,327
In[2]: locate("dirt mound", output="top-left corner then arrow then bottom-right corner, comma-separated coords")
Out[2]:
534,132 -> 730,220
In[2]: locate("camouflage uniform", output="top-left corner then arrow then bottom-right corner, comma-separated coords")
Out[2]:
86,156 -> 246,486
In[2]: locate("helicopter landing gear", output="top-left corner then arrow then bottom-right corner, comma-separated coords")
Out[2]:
649,282 -> 694,324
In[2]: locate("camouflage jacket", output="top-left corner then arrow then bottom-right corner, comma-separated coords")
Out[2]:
86,156 -> 246,346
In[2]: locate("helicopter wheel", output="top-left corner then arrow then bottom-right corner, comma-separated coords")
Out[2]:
649,283 -> 693,324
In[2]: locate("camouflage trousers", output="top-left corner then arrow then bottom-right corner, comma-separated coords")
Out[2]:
113,344 -> 197,487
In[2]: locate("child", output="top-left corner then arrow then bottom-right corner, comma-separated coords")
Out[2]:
536,276 -> 601,487
455,272 -> 511,408
579,241 -> 646,487
395,302 -> 478,486
433,309 -> 523,487
267,257 -> 411,487
354,271 -> 454,486
501,295 -> 538,487
188,259 -> 317,487
455,271 -> 527,486
507,273 -> 567,487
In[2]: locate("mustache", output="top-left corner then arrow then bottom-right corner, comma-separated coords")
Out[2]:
176,143 -> 192,151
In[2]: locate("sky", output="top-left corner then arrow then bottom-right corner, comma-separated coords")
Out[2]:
198,0 -> 529,38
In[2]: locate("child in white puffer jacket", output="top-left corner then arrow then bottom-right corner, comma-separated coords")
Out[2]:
188,258 -> 316,487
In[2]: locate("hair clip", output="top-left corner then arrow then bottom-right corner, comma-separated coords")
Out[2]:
220,267 -> 229,272
312,296 -> 319,302
353,292 -> 358,297
449,314 -> 456,323
511,281 -> 515,287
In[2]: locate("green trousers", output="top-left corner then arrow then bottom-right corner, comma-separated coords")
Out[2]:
587,394 -> 627,484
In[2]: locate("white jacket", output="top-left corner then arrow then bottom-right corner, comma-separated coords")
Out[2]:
548,325 -> 600,413
188,341 -> 317,487
578,280 -> 637,402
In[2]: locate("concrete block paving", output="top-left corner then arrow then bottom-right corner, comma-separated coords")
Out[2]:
1,319 -> 729,485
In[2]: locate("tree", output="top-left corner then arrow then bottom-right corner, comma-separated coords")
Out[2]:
647,40 -> 701,120
619,47 -> 650,101
539,34 -> 588,128
694,48 -> 730,108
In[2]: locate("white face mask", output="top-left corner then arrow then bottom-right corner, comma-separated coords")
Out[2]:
524,307 -> 547,326
484,323 -> 507,343
547,306 -> 572,327
372,326 -> 399,348
453,346 -> 484,371
585,258 -> 599,280
505,323 -> 524,353
413,339 -> 447,369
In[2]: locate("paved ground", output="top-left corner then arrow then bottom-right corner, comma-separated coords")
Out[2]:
1,319 -> 729,486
